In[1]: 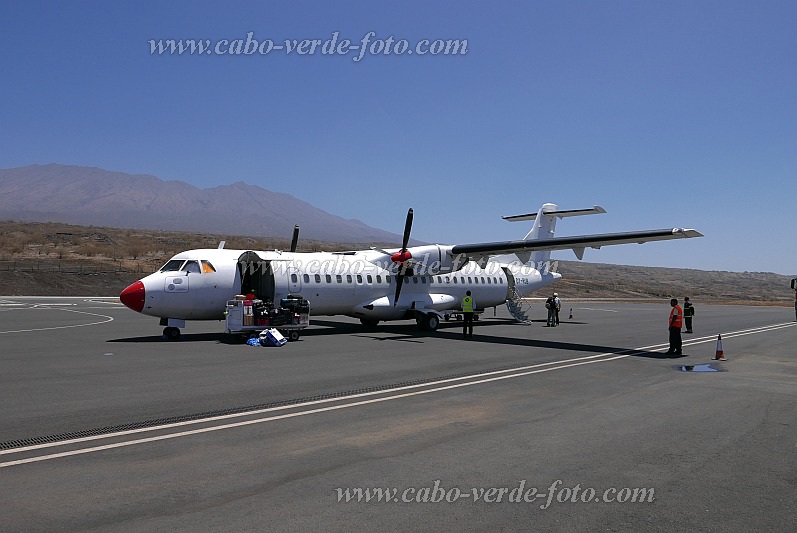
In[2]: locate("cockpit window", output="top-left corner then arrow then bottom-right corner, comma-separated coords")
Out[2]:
160,259 -> 185,272
182,260 -> 201,274
201,260 -> 216,273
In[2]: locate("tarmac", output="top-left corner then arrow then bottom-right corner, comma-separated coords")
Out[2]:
1,297 -> 795,532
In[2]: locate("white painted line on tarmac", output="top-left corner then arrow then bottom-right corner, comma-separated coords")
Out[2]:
0,309 -> 114,334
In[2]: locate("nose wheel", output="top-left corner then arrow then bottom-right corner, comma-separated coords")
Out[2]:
163,327 -> 181,340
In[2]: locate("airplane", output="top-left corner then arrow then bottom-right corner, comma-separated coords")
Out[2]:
119,203 -> 702,339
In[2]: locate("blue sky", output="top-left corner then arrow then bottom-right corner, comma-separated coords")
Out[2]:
1,1 -> 795,275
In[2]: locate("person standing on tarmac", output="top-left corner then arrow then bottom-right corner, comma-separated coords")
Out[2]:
683,296 -> 695,333
553,292 -> 561,325
667,298 -> 683,356
545,293 -> 559,327
462,290 -> 475,339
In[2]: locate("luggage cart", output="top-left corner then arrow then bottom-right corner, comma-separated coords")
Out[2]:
224,296 -> 310,341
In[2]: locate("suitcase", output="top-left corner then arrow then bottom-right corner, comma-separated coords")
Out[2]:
259,328 -> 287,347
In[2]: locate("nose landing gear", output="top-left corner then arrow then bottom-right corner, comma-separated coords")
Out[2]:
163,326 -> 181,340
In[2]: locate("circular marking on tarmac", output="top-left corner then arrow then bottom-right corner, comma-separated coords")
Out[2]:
0,309 -> 114,334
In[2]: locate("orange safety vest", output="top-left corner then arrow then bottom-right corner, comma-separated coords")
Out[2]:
669,305 -> 683,328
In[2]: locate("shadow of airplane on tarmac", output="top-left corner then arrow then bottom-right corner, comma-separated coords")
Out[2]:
309,318 -> 671,358
107,317 -> 677,358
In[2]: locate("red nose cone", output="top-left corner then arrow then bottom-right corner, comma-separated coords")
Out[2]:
120,280 -> 146,313
391,250 -> 412,264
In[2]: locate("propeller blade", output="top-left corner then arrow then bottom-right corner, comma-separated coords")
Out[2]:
393,271 -> 404,306
290,225 -> 300,253
401,208 -> 413,251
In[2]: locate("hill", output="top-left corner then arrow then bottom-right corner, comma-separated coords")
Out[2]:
0,220 -> 793,304
0,164 -> 403,244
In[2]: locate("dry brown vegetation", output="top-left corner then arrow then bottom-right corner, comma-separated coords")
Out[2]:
0,221 -> 352,295
0,220 -> 794,303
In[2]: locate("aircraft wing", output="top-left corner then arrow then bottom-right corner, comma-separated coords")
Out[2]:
450,228 -> 703,261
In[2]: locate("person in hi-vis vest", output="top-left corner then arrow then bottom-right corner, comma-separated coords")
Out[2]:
462,290 -> 475,339
666,298 -> 683,355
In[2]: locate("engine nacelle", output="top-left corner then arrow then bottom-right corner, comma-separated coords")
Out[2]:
402,245 -> 470,275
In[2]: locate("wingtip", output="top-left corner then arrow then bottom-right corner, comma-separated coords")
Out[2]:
674,228 -> 704,238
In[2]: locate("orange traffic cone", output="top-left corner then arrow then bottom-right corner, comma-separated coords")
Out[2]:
714,334 -> 726,361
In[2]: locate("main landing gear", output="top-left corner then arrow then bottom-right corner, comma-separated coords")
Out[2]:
359,313 -> 440,331
416,313 -> 440,331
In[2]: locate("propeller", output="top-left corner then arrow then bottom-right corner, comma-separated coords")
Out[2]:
391,208 -> 413,306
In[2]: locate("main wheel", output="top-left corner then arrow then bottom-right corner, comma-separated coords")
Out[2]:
426,314 -> 440,331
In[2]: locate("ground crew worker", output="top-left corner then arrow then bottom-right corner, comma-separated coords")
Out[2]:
553,292 -> 561,325
667,298 -> 683,356
683,296 -> 695,333
462,290 -> 475,339
545,294 -> 557,327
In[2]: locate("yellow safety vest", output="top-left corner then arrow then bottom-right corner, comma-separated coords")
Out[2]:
462,296 -> 474,312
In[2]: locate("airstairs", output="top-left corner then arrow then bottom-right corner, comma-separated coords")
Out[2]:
506,287 -> 532,324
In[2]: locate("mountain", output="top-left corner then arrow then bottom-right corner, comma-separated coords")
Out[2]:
0,164 -> 404,244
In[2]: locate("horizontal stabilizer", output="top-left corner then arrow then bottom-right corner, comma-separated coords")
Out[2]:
502,205 -> 606,222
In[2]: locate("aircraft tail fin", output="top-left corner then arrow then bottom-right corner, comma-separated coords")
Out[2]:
502,203 -> 606,265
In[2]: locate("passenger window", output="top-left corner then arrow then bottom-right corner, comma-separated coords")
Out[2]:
291,274 -> 298,283
201,260 -> 216,273
412,277 -> 418,284
182,260 -> 201,274
367,275 -> 373,283
386,275 -> 391,283
421,277 -> 426,284
303,274 -> 310,283
474,277 -> 479,284
468,277 -> 472,284
346,275 -> 352,283
357,275 -> 363,283
437,276 -> 442,284
376,275 -> 382,284
453,277 -> 458,284
481,277 -> 486,284
315,274 -> 321,283
487,278 -> 491,284
336,275 -> 342,283
460,277 -> 465,284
